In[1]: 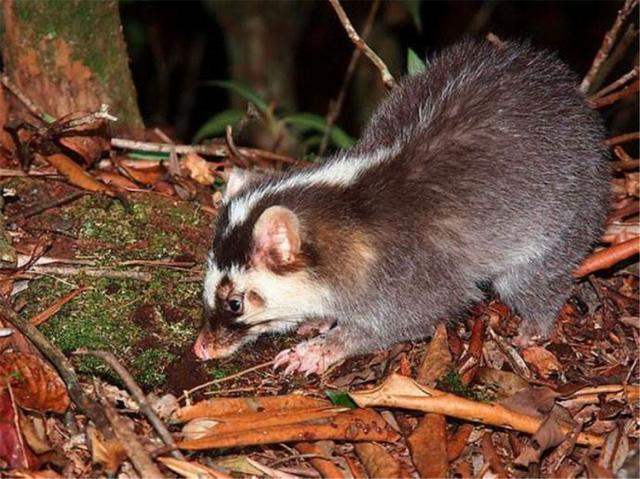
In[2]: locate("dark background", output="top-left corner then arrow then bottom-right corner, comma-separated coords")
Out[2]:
119,1 -> 637,147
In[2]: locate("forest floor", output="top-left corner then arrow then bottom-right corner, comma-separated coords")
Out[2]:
0,169 -> 638,478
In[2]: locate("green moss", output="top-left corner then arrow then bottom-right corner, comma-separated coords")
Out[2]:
435,370 -> 495,403
132,349 -> 176,388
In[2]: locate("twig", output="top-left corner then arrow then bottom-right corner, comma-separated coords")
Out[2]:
94,380 -> 164,478
319,0 -> 380,156
0,299 -> 113,437
574,237 -> 640,277
580,0 -> 639,94
0,169 -> 60,178
1,75 -> 52,122
29,286 -> 89,327
225,125 -> 250,168
180,360 -> 275,401
590,66 -> 639,100
328,0 -> 397,90
606,132 -> 640,146
24,265 -> 152,281
111,137 -> 296,164
7,191 -> 86,222
589,80 -> 640,108
75,350 -> 185,461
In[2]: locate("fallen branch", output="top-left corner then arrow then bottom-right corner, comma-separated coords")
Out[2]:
0,299 -> 113,438
350,374 -> 604,446
29,286 -> 89,327
328,0 -> 397,89
177,408 -> 400,450
24,265 -> 152,281
96,381 -> 164,478
580,0 -> 639,94
574,237 -> 640,277
590,66 -> 639,100
606,131 -> 640,146
75,350 -> 185,461
173,393 -> 330,423
110,138 -> 296,164
589,80 -> 640,108
7,190 -> 86,222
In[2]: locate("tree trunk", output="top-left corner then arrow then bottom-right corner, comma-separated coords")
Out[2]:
206,0 -> 311,112
2,0 -> 143,132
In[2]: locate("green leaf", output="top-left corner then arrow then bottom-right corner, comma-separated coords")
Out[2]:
203,80 -> 270,113
193,109 -> 245,142
325,390 -> 357,409
283,113 -> 354,149
126,151 -> 170,161
407,48 -> 427,76
403,0 -> 422,32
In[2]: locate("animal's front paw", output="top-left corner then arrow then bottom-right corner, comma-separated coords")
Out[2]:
273,336 -> 345,376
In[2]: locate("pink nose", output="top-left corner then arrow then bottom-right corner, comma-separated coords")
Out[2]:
193,332 -> 212,360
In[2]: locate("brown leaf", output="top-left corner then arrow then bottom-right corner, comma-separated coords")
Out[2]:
118,161 -> 163,185
474,367 -> 529,401
417,322 -> 452,386
354,442 -> 404,479
58,136 -> 107,167
45,153 -> 112,195
94,171 -> 139,191
183,153 -> 215,185
87,426 -> 127,475
0,352 -> 70,413
522,346 -> 562,378
514,413 -> 568,466
407,413 -> 448,478
500,386 -> 558,418
158,456 -> 232,479
0,388 -> 38,469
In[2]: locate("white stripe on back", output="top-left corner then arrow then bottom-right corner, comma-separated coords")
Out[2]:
224,144 -> 401,235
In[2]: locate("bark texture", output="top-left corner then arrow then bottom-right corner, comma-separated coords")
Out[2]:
2,0 -> 143,131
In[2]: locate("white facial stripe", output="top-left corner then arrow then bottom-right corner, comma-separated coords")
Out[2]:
224,144 -> 402,235
228,265 -> 331,329
203,259 -> 225,309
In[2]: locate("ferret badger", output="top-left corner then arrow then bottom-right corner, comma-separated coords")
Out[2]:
194,39 -> 610,375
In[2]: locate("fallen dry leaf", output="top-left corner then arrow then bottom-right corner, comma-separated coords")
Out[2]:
0,387 -> 38,469
417,322 -> 451,386
183,152 -> 215,185
354,442 -> 405,478
407,413 -> 448,478
173,393 -> 330,422
44,154 -> 112,195
522,346 -> 562,378
87,426 -> 126,475
0,352 -> 70,413
474,367 -> 529,401
158,456 -> 232,479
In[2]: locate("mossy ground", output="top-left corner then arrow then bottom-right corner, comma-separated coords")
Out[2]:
7,178 -> 216,391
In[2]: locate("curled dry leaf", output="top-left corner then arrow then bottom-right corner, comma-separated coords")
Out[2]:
417,322 -> 452,386
0,352 -> 70,413
521,346 -> 562,378
58,136 -> 108,167
407,413 -> 448,478
183,153 -> 215,185
44,154 -> 112,195
173,393 -> 330,423
158,456 -> 232,479
87,426 -> 127,475
354,442 -> 405,479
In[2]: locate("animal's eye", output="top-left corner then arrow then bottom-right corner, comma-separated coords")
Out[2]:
225,294 -> 244,314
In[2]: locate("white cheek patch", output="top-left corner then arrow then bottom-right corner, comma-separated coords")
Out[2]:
228,265 -> 332,330
203,259 -> 225,309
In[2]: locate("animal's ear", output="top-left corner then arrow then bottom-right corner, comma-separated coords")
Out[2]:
224,168 -> 253,200
252,206 -> 301,270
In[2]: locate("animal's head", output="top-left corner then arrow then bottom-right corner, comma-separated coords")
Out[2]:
194,168 -> 329,360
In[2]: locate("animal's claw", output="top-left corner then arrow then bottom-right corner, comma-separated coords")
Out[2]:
273,336 -> 345,376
